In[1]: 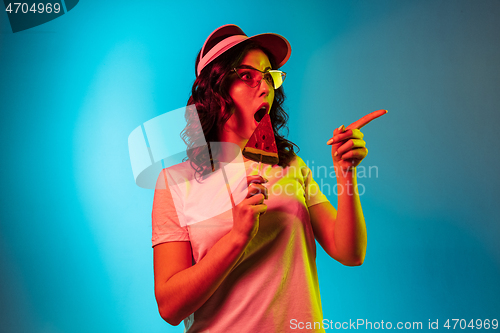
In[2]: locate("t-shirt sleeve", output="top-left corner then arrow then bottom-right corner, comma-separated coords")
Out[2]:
151,169 -> 190,247
297,156 -> 330,207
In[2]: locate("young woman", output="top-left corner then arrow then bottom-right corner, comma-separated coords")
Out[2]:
152,24 -> 381,332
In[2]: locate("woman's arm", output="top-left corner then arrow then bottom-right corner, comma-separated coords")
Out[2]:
154,176 -> 268,326
154,231 -> 248,325
309,168 -> 366,266
311,110 -> 386,266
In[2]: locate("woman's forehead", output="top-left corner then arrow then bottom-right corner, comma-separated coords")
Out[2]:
239,49 -> 272,70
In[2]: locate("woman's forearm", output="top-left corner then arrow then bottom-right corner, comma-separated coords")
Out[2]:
334,167 -> 367,265
325,110 -> 387,264
155,231 -> 249,325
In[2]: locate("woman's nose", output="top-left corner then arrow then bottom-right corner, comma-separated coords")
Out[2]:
258,76 -> 271,97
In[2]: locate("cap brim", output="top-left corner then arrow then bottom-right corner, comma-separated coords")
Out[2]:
201,24 -> 246,59
197,25 -> 291,76
248,33 -> 291,69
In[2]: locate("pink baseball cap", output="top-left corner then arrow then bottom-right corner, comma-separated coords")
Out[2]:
197,24 -> 291,76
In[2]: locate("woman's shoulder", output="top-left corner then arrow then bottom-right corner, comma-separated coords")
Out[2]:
155,160 -> 194,187
165,160 -> 192,175
287,154 -> 308,169
282,154 -> 312,180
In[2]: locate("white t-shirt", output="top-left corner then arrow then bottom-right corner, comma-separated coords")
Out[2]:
152,155 -> 330,332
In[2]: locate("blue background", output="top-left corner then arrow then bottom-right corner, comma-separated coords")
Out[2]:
1,0 -> 499,332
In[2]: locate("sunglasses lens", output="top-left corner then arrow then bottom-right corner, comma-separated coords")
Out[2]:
235,68 -> 260,87
235,68 -> 286,89
269,71 -> 284,89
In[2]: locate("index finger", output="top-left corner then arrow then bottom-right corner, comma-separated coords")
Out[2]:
247,175 -> 268,184
346,109 -> 388,130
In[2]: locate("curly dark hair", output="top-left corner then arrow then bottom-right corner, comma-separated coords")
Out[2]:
181,40 -> 299,180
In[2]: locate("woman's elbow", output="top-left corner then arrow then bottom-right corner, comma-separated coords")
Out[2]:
157,303 -> 183,326
342,258 -> 364,266
339,254 -> 365,266
156,293 -> 184,326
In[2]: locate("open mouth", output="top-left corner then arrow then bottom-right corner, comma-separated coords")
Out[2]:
254,107 -> 267,123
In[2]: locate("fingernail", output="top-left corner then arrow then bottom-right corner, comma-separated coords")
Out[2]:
326,138 -> 333,145
263,177 -> 269,183
334,151 -> 338,157
338,125 -> 345,132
